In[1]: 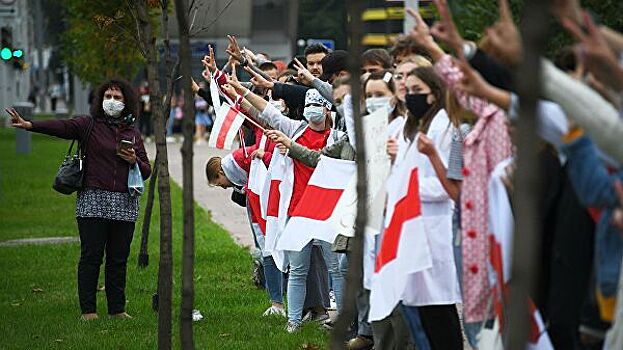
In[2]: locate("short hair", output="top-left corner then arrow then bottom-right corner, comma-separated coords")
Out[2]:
90,79 -> 139,122
304,43 -> 330,57
396,55 -> 432,68
257,52 -> 271,60
259,61 -> 278,72
362,48 -> 392,69
389,35 -> 431,61
332,75 -> 350,89
205,157 -> 222,184
277,69 -> 297,82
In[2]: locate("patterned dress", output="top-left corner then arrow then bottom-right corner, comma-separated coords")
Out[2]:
76,188 -> 139,222
435,55 -> 513,323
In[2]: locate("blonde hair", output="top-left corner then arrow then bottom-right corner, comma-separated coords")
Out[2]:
397,55 -> 433,69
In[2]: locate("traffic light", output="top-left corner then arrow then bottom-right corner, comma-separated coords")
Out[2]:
1,26 -> 12,61
1,26 -> 26,70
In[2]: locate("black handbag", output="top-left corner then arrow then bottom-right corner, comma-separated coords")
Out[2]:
53,117 -> 95,194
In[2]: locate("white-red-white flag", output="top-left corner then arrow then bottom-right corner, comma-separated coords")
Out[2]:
487,158 -> 554,350
276,156 -> 356,252
208,102 -> 245,150
369,143 -> 433,322
260,148 -> 293,271
247,158 -> 268,236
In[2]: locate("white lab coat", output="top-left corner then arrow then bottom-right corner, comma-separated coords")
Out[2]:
401,109 -> 462,306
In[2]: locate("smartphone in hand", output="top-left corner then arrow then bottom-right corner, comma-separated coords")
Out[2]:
117,139 -> 134,153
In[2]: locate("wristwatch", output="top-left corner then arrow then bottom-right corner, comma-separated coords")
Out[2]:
462,41 -> 477,61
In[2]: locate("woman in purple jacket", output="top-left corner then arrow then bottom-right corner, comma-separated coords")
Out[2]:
7,79 -> 151,321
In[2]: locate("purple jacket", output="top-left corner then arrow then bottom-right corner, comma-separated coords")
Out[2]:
31,116 -> 151,193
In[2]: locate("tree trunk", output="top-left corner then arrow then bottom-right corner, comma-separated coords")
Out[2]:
135,1 -> 174,349
331,0 -> 366,348
172,0 -> 196,348
508,1 -> 550,349
138,159 -> 158,268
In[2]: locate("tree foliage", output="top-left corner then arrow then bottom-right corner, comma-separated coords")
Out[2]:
449,0 -> 623,58
60,0 -> 146,85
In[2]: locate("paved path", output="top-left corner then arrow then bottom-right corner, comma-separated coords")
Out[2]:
0,236 -> 79,247
145,141 -> 254,249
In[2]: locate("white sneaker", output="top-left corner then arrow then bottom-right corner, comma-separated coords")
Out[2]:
329,290 -> 337,311
262,306 -> 286,317
285,321 -> 301,333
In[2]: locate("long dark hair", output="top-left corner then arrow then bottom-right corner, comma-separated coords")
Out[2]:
363,70 -> 407,123
403,67 -> 446,142
90,79 -> 139,123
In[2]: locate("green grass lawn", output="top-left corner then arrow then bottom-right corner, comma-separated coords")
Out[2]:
0,128 -> 328,349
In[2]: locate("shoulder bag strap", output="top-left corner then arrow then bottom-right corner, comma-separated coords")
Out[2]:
78,116 -> 95,158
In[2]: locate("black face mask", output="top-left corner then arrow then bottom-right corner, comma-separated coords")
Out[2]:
405,93 -> 432,120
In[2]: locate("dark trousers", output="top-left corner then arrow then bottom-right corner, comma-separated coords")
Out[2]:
417,304 -> 463,350
77,217 -> 135,314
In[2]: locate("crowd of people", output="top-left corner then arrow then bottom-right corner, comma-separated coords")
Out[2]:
8,0 -> 623,349
194,0 -> 623,349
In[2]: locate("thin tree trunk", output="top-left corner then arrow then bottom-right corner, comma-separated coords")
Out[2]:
331,0 -> 366,348
508,1 -> 550,349
138,159 -> 159,268
172,0 -> 196,348
135,1 -> 174,349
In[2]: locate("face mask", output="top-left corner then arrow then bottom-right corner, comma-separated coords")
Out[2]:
102,98 -> 125,118
303,105 -> 325,124
365,96 -> 393,114
405,93 -> 432,120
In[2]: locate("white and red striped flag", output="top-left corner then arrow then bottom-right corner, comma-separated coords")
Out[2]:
369,142 -> 433,322
260,148 -> 294,271
485,158 -> 554,350
276,156 -> 357,252
208,103 -> 245,150
247,158 -> 268,236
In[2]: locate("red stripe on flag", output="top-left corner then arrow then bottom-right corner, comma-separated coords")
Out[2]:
267,179 -> 281,217
247,190 -> 267,235
216,107 -> 240,148
375,168 -> 421,272
290,185 -> 345,220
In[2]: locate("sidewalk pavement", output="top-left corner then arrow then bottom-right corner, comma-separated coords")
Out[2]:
145,140 -> 255,249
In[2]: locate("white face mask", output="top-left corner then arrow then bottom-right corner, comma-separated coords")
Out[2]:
102,98 -> 125,118
303,105 -> 325,124
365,96 -> 393,114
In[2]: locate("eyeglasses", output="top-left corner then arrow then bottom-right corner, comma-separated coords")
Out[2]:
393,73 -> 405,81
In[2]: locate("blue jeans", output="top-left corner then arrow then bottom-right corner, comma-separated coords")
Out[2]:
286,240 -> 344,323
263,256 -> 284,304
166,109 -> 175,136
401,305 -> 432,350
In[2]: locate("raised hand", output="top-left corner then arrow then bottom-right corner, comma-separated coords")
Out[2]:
485,0 -> 522,67
225,35 -> 244,63
430,0 -> 464,54
201,45 -> 217,73
244,66 -> 275,90
405,8 -> 444,61
5,108 -> 32,129
221,83 -> 237,98
264,129 -> 292,149
551,0 -> 582,24
562,11 -> 623,91
293,57 -> 315,86
455,57 -> 490,98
